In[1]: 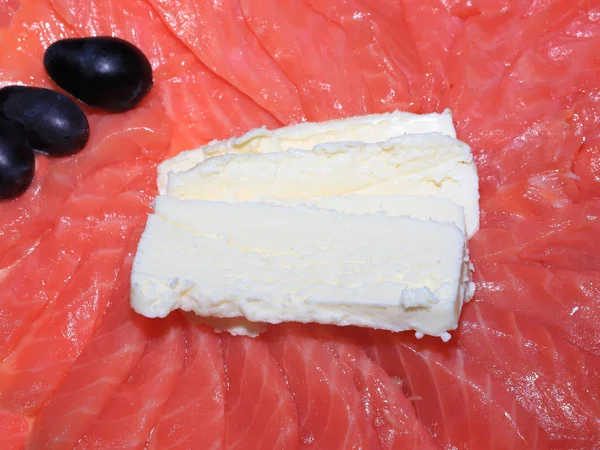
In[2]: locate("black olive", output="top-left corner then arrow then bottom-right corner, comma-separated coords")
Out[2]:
0,118 -> 35,201
44,37 -> 153,113
0,86 -> 90,157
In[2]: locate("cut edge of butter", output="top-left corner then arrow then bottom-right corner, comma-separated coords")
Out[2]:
157,109 -> 456,194
131,198 -> 473,339
165,132 -> 480,237
263,194 -> 466,232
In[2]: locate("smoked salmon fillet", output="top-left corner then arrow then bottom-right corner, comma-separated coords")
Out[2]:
1,0 -> 599,448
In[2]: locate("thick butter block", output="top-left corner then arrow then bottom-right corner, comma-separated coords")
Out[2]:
131,198 -> 471,338
185,194 -> 467,337
166,133 -> 479,237
157,109 -> 456,193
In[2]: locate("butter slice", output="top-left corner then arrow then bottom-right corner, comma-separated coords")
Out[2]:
267,195 -> 465,232
166,133 -> 479,237
131,198 -> 470,338
157,109 -> 456,193
186,194 -> 467,337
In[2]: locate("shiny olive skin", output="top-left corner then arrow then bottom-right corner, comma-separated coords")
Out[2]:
44,37 -> 153,113
0,118 -> 35,200
0,86 -> 90,157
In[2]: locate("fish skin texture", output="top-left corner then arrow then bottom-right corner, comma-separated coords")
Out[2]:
364,328 -> 551,450
223,334 -> 299,450
146,324 -> 226,450
73,314 -> 186,450
265,324 -> 380,449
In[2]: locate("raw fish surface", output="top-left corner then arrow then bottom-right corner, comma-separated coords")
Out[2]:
1,0 -> 599,448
